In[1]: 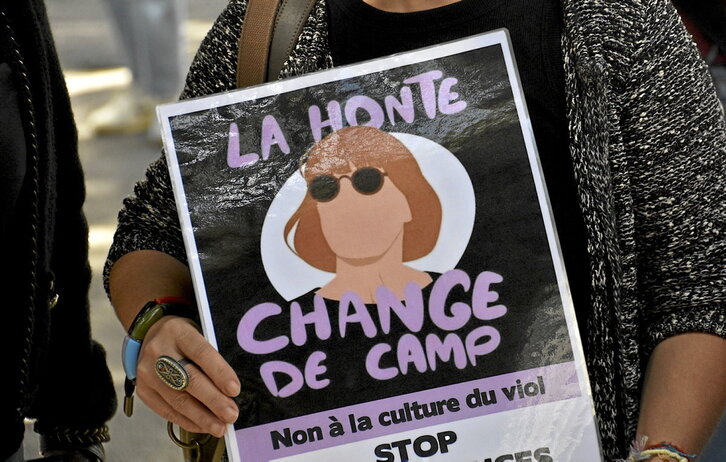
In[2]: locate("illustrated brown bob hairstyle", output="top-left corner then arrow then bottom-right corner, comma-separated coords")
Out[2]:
284,126 -> 442,272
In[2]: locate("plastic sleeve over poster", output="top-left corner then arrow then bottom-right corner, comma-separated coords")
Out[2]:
159,29 -> 603,462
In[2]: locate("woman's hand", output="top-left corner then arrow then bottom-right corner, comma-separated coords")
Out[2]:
134,315 -> 241,437
109,250 -> 242,437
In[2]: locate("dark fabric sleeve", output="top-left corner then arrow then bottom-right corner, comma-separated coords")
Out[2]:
14,0 -> 117,432
103,0 -> 248,292
0,63 -> 27,238
624,0 -> 726,348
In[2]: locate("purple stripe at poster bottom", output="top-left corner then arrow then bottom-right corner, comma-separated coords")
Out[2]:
235,361 -> 581,461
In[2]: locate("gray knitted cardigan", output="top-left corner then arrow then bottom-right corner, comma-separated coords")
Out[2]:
105,0 -> 726,459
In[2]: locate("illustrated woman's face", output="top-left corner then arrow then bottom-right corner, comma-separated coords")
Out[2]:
314,163 -> 412,260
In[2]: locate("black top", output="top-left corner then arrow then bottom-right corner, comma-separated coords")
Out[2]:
326,0 -> 591,352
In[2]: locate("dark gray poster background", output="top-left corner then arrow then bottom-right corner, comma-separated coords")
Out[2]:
169,43 -> 574,429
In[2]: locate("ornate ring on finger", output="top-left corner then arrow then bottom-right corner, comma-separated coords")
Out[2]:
155,355 -> 193,391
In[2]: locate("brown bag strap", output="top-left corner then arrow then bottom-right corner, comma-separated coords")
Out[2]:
236,0 -> 280,88
236,0 -> 318,88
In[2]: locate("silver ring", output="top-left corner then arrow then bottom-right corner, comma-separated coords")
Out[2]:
155,356 -> 192,391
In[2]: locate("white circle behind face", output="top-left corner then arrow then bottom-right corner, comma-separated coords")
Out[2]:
260,132 -> 476,301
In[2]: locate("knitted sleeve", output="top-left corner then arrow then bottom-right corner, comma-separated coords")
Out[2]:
102,0 -> 248,292
625,0 -> 726,347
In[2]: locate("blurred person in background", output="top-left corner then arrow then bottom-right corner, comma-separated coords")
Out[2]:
86,0 -> 187,140
1,1 -> 116,461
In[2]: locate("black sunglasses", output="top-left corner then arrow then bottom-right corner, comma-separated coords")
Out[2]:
307,167 -> 387,202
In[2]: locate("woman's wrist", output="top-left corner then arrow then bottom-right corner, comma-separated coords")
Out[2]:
109,250 -> 195,331
642,442 -> 697,462
622,437 -> 697,462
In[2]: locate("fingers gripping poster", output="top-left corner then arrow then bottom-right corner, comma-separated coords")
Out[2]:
160,30 -> 602,462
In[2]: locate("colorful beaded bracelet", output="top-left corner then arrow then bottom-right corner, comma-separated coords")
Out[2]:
642,442 -> 697,461
621,437 -> 697,462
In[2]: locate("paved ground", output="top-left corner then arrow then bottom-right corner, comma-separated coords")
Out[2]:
22,1 -> 227,460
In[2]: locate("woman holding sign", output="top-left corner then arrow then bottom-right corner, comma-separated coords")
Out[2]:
105,0 -> 726,461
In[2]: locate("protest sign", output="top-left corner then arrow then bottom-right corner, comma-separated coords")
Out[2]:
159,29 -> 602,462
